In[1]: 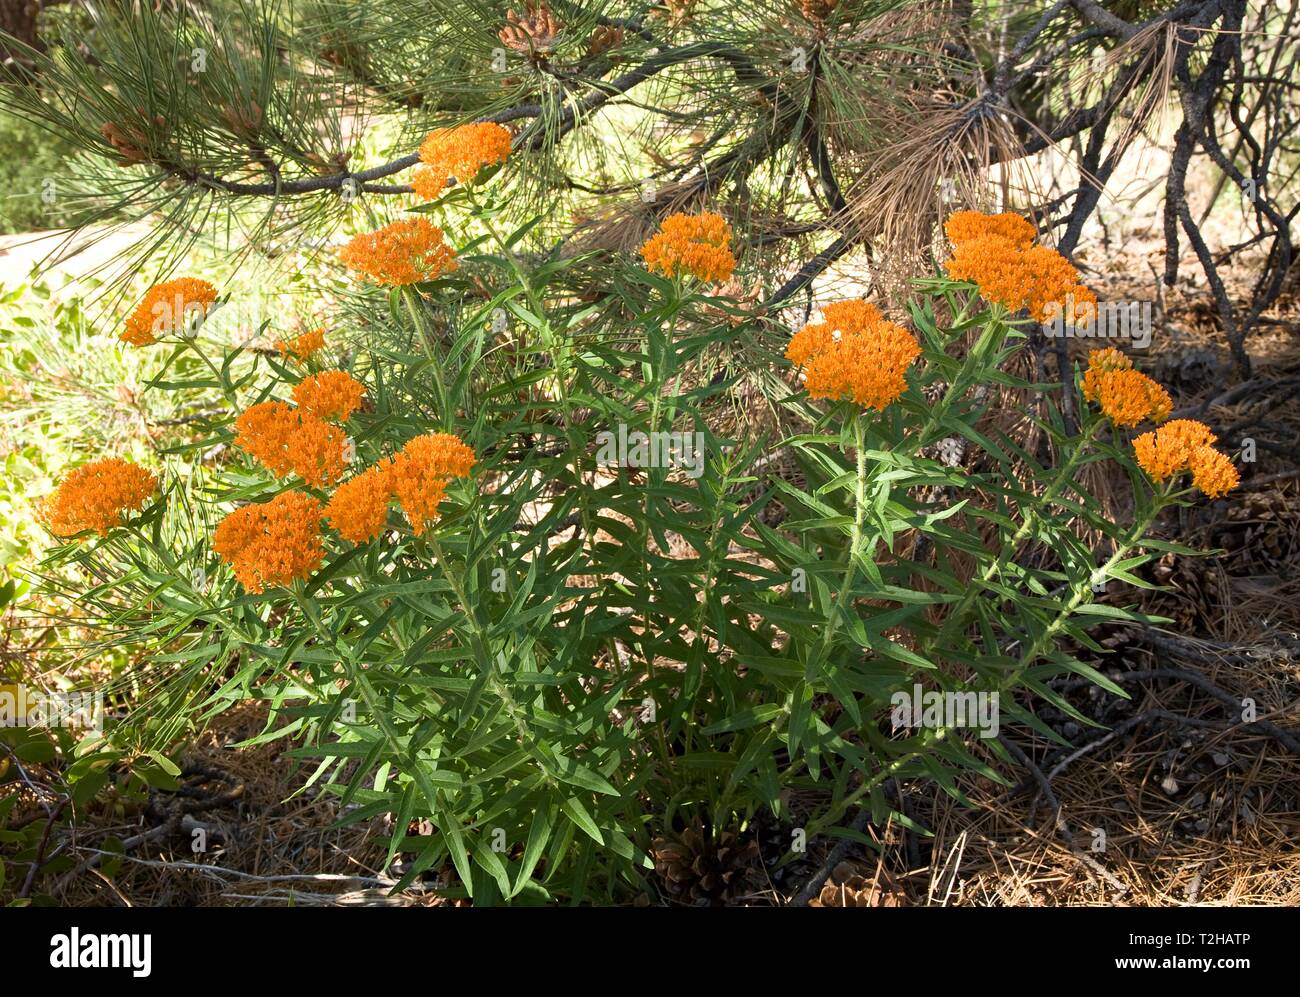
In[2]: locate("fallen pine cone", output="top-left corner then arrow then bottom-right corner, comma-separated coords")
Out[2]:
808,861 -> 903,907
651,825 -> 759,905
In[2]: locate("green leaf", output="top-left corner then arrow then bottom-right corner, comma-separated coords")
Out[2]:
559,796 -> 603,845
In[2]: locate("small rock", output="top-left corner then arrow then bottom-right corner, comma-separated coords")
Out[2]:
1161,773 -> 1180,795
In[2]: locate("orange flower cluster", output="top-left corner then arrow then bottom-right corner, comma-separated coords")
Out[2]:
293,370 -> 365,422
639,211 -> 736,283
388,433 -> 477,535
325,464 -> 393,544
1188,446 -> 1240,498
1094,369 -> 1172,427
276,327 -> 326,361
1081,348 -> 1172,427
121,278 -> 218,346
410,168 -> 449,201
233,400 -> 348,488
1133,420 -> 1216,479
1133,419 -> 1238,497
1133,421 -> 1232,499
942,211 -> 1095,323
213,491 -> 325,593
943,210 -> 1036,248
339,217 -> 458,286
412,122 -> 513,199
785,300 -> 921,410
946,238 -> 1097,323
43,458 -> 158,536
1081,346 -> 1129,401
324,432 -> 476,542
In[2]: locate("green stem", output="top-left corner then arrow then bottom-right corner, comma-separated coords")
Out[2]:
180,335 -> 238,410
805,726 -> 946,839
423,531 -> 539,755
463,185 -> 594,547
292,585 -> 416,764
399,287 -> 451,429
637,301 -> 683,766
814,486 -> 1170,839
930,415 -> 1104,655
804,410 -> 870,683
648,285 -> 685,438
641,303 -> 681,714
908,309 -> 1009,452
997,483 -> 1171,693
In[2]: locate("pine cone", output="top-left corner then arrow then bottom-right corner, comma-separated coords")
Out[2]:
699,277 -> 763,327
801,0 -> 838,24
1212,488 -> 1297,577
305,151 -> 351,176
587,24 -> 624,58
101,109 -> 168,167
652,826 -> 759,905
500,2 -> 562,61
1149,550 -> 1221,630
808,862 -> 902,907
405,817 -> 434,838
656,0 -> 699,28
221,100 -> 264,137
1134,487 -> 1300,632
319,34 -> 367,71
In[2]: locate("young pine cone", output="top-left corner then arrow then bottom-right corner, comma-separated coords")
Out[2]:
500,2 -> 561,60
801,0 -> 839,24
587,24 -> 624,58
657,0 -> 699,28
221,100 -> 264,137
101,110 -> 168,167
305,151 -> 351,176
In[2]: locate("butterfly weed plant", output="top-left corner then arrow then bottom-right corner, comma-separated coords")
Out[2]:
11,3 -> 1245,906
34,182 -> 1240,902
